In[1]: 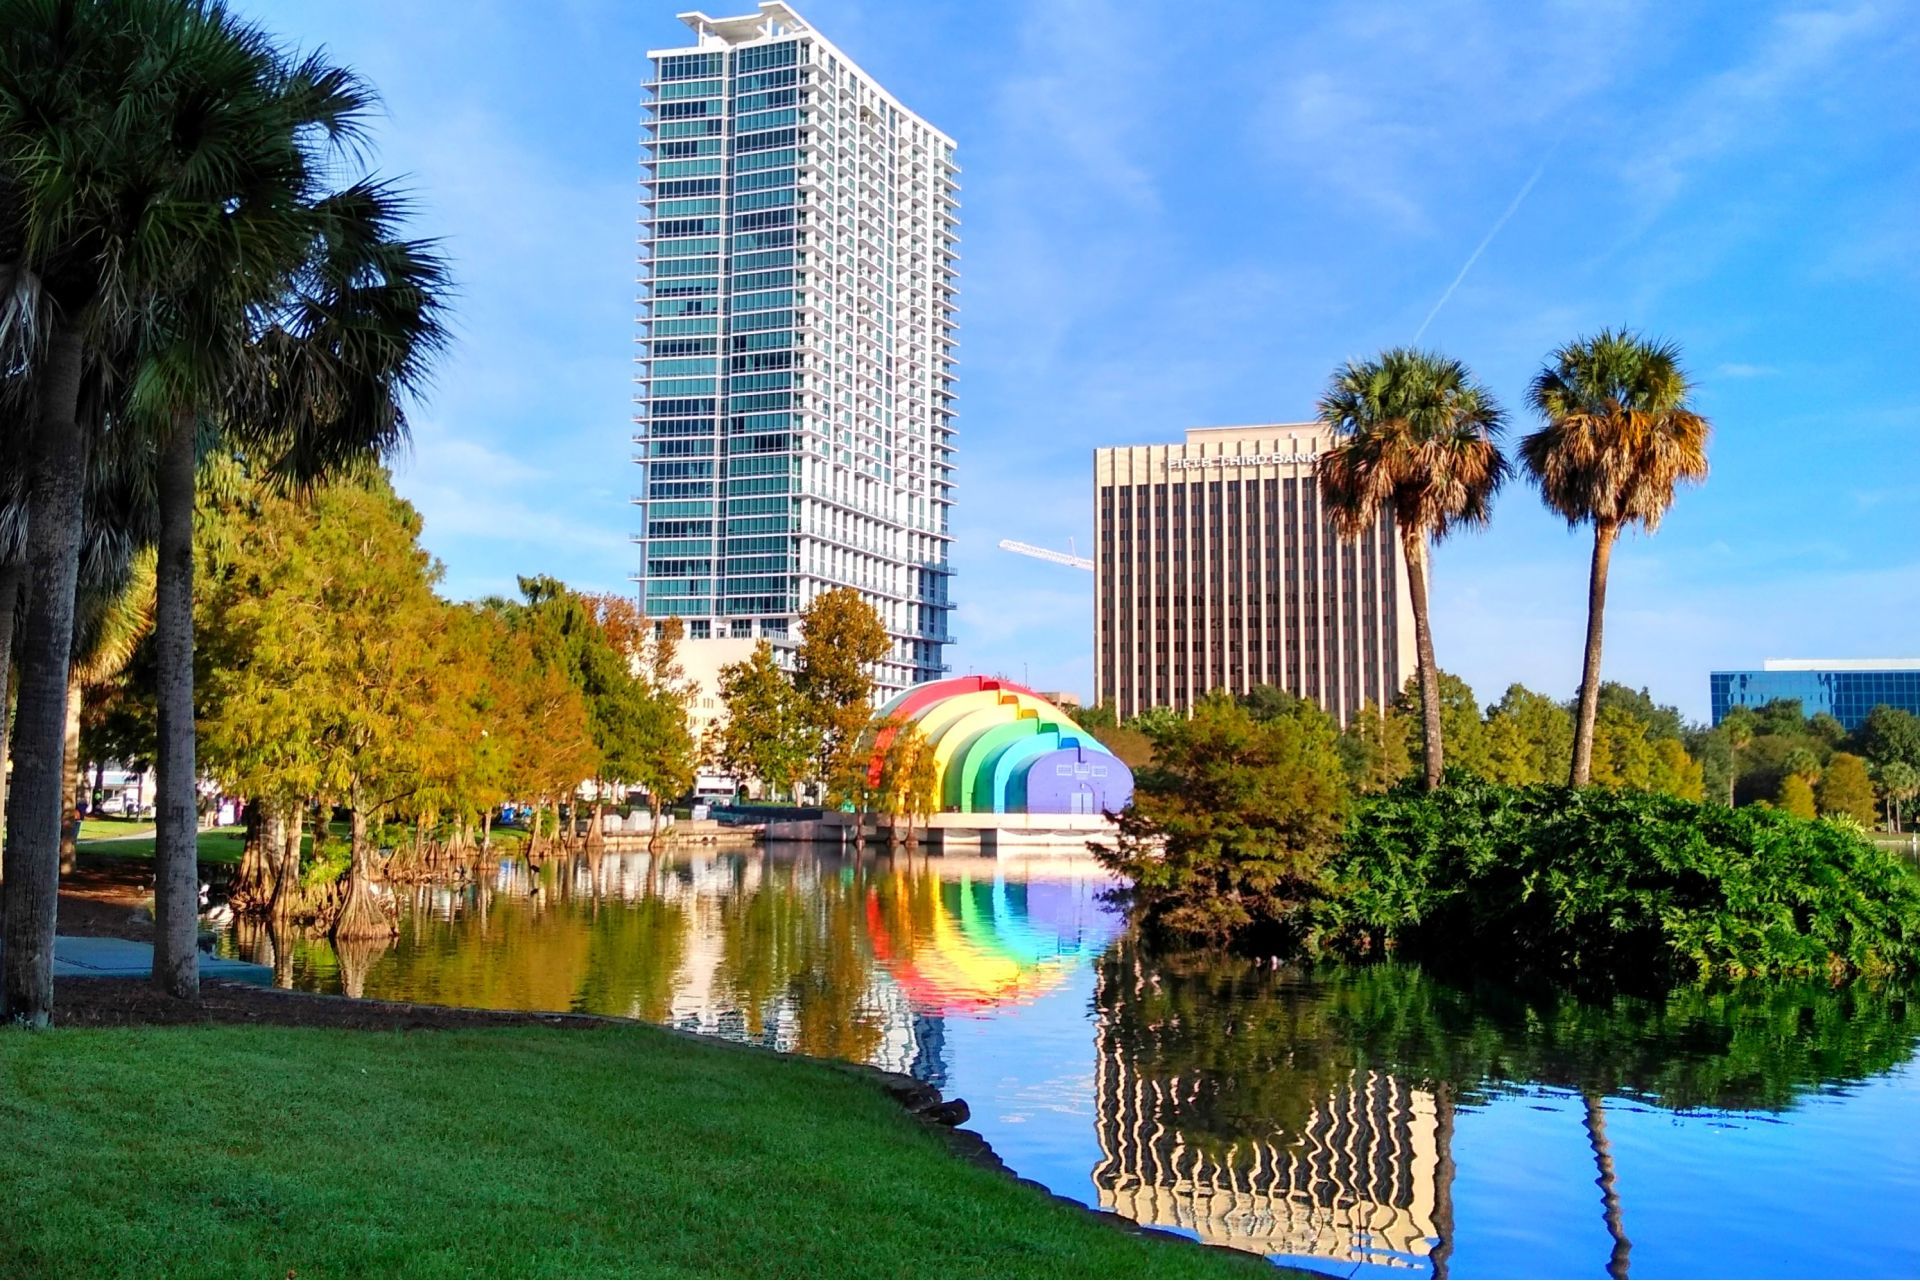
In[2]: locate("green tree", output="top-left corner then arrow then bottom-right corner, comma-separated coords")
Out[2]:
1481,683 -> 1575,786
1875,761 -> 1919,832
1596,683 -> 1687,742
1776,773 -> 1817,819
1,0 -> 301,1024
1816,752 -> 1877,825
1521,331 -> 1710,787
717,641 -> 815,802
1648,737 -> 1705,802
628,690 -> 698,847
794,588 -> 890,801
1395,671 -> 1489,778
197,474 -> 457,939
1127,705 -> 1184,739
874,721 -> 939,846
1753,698 -> 1809,739
1855,705 -> 1920,772
1337,698 -> 1413,794
1094,692 -> 1351,947
1317,349 -> 1509,789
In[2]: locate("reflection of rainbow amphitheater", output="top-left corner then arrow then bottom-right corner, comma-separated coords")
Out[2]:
554,849 -> 1118,1085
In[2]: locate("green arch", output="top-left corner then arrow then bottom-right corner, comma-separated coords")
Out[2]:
960,720 -> 1064,813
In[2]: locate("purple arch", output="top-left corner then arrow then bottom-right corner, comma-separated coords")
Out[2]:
1019,748 -> 1134,816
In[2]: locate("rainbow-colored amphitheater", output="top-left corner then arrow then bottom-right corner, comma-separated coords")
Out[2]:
865,676 -> 1134,817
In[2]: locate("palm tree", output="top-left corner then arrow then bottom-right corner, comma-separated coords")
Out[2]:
1521,330 -> 1709,787
0,0 -> 358,1023
1317,349 -> 1509,789
133,177 -> 447,993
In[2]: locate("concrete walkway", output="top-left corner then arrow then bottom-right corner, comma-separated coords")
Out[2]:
53,935 -> 272,985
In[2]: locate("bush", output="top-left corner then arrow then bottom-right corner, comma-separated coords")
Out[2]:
1094,693 -> 1350,948
1319,777 -> 1920,981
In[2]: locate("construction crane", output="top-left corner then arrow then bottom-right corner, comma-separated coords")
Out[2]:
999,538 -> 1093,572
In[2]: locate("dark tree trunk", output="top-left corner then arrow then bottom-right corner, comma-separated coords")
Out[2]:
1430,1080 -> 1457,1278
2,326 -> 91,1026
1570,522 -> 1618,787
58,671 -> 81,873
269,805 -> 303,920
152,416 -> 201,999
1402,531 -> 1445,790
0,560 -> 22,867
333,784 -> 394,940
1585,1091 -> 1631,1279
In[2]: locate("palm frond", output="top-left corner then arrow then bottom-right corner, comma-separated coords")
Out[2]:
1521,328 -> 1711,531
1315,346 -> 1510,545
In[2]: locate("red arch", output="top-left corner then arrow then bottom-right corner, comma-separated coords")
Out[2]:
865,677 -> 1045,787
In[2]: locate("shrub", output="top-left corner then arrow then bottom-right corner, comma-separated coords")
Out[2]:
1319,778 -> 1920,981
1093,693 -> 1350,948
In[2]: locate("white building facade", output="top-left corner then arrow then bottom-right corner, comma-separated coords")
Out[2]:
636,2 -> 959,693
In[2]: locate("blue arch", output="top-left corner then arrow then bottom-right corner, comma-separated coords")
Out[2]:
993,731 -> 1113,813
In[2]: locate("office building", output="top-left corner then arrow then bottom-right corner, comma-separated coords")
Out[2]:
635,2 -> 958,693
1094,424 -> 1416,723
1710,659 -> 1920,730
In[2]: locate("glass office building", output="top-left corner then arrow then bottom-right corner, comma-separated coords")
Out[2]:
1710,660 -> 1920,730
636,3 -> 958,691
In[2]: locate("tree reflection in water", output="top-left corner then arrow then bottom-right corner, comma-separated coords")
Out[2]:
215,852 -> 1920,1279
1092,942 -> 1920,1275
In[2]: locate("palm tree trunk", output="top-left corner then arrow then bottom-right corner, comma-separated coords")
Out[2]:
152,415 -> 201,999
1430,1080 -> 1457,1279
1402,531 -> 1444,789
1584,1091 -> 1631,1279
2,325 -> 91,1026
59,671 -> 81,873
0,559 -> 23,868
1570,522 -> 1618,787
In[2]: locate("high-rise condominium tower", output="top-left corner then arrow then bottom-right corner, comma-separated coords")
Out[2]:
1094,424 -> 1416,723
636,2 -> 958,693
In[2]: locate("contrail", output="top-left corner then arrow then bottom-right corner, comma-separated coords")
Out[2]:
1412,147 -> 1556,343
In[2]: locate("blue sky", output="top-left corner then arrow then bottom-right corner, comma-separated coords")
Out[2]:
242,0 -> 1919,721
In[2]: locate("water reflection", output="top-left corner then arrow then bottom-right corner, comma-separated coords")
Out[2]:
229,845 -> 1114,1082
1091,945 -> 1920,1276
221,849 -> 1920,1279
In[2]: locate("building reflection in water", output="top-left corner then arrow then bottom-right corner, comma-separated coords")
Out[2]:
1092,949 -> 1453,1273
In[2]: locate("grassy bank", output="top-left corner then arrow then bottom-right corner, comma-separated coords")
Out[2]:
75,823 -> 248,864
0,1021 -> 1279,1279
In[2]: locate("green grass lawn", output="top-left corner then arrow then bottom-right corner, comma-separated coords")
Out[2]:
0,1022 -> 1279,1279
75,825 -> 249,865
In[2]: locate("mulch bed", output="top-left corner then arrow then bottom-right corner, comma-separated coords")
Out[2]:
56,857 -> 158,943
52,978 -> 611,1032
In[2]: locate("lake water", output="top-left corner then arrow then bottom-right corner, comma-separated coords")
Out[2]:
219,845 -> 1920,1279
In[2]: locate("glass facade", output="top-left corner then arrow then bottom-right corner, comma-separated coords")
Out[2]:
1710,667 -> 1920,730
636,5 -> 957,690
